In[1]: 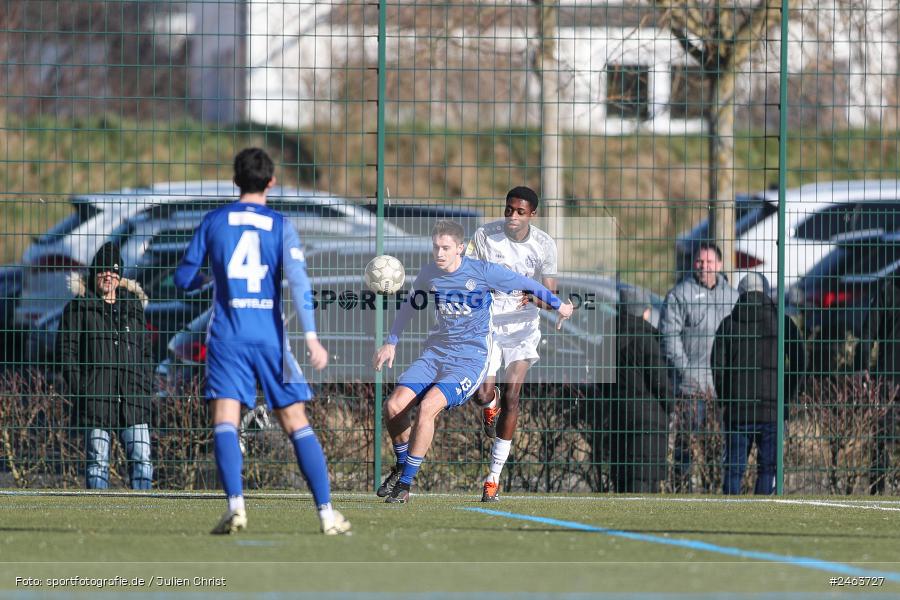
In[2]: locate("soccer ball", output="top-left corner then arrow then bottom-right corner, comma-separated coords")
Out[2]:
364,254 -> 405,295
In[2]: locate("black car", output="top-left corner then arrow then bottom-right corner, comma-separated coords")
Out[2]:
789,232 -> 900,370
362,204 -> 482,237
0,266 -> 24,364
158,259 -> 661,393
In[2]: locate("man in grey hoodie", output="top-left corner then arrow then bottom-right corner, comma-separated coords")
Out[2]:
660,243 -> 739,491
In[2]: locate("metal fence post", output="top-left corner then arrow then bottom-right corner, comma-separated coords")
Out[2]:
776,0 -> 791,496
373,0 -> 388,492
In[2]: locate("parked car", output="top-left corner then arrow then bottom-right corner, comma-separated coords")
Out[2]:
788,232 -> 900,371
158,243 -> 662,393
15,180 -> 402,332
362,203 -> 483,237
157,236 -> 436,391
24,246 -> 213,364
676,180 -> 900,289
0,266 -> 24,364
530,275 -> 663,385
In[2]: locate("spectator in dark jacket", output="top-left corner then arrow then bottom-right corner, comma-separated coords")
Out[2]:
56,242 -> 154,489
712,273 -> 805,495
856,274 -> 900,494
608,288 -> 673,493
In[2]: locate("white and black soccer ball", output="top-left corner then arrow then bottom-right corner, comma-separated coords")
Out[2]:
364,254 -> 405,295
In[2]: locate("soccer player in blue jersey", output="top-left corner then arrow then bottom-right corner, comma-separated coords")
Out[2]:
372,220 -> 574,503
174,148 -> 350,535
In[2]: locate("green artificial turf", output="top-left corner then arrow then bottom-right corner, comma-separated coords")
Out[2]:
1,491 -> 898,595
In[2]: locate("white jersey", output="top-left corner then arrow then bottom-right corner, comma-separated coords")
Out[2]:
465,220 -> 558,324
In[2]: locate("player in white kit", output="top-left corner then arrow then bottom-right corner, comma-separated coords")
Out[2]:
466,186 -> 559,502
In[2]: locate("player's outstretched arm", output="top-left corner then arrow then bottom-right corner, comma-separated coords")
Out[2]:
486,263 -> 573,329
284,222 -> 328,370
174,219 -> 210,291
373,344 -> 395,371
522,275 -> 558,311
372,297 -> 413,371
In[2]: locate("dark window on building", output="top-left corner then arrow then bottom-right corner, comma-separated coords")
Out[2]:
606,64 -> 650,120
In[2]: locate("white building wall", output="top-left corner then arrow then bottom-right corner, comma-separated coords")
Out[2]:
188,1 -> 244,124
186,1 -> 897,133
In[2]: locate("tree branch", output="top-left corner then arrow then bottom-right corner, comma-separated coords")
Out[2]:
654,0 -> 712,41
732,0 -> 785,65
670,27 -> 708,65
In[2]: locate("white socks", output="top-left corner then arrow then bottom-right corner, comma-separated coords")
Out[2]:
318,502 -> 335,523
228,495 -> 245,513
486,437 -> 512,483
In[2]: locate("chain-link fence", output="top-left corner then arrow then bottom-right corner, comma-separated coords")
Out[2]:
1,0 -> 899,495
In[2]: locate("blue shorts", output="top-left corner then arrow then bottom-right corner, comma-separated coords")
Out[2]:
398,344 -> 490,408
205,340 -> 312,409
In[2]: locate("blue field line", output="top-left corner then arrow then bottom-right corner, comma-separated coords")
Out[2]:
462,507 -> 900,583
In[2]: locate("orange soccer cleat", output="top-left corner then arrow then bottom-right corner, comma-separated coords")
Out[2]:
481,480 -> 500,502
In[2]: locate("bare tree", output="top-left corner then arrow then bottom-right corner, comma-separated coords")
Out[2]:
533,0 -> 565,255
652,0 -> 784,278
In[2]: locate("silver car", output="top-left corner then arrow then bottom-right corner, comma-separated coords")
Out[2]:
15,180 -> 402,330
675,180 -> 900,290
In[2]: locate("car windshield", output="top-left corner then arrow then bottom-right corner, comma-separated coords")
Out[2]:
794,202 -> 900,241
35,203 -> 100,244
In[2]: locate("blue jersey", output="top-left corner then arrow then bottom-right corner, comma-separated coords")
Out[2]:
174,201 -> 316,346
386,256 -> 561,351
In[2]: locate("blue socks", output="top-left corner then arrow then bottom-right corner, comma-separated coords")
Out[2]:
213,423 -> 243,499
393,441 -> 409,469
216,422 -> 332,509
399,454 -> 423,486
291,425 -> 331,508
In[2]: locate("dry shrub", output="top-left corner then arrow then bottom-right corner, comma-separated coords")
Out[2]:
661,394 -> 724,494
0,370 -> 81,488
154,379 -> 378,491
8,367 -> 897,495
786,373 -> 899,495
379,383 -> 594,493
504,384 -> 595,493
153,378 -> 214,490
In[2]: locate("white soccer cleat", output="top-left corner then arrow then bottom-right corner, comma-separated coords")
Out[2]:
320,510 -> 352,536
210,508 -> 247,535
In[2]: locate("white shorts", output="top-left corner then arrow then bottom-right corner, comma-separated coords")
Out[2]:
487,318 -> 542,378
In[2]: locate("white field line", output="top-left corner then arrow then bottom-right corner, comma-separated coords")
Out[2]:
2,489 -> 900,510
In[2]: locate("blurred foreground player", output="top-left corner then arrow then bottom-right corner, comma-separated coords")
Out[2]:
175,148 -> 350,535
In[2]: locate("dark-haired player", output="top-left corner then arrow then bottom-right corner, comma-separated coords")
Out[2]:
465,186 -> 559,501
175,148 -> 350,535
